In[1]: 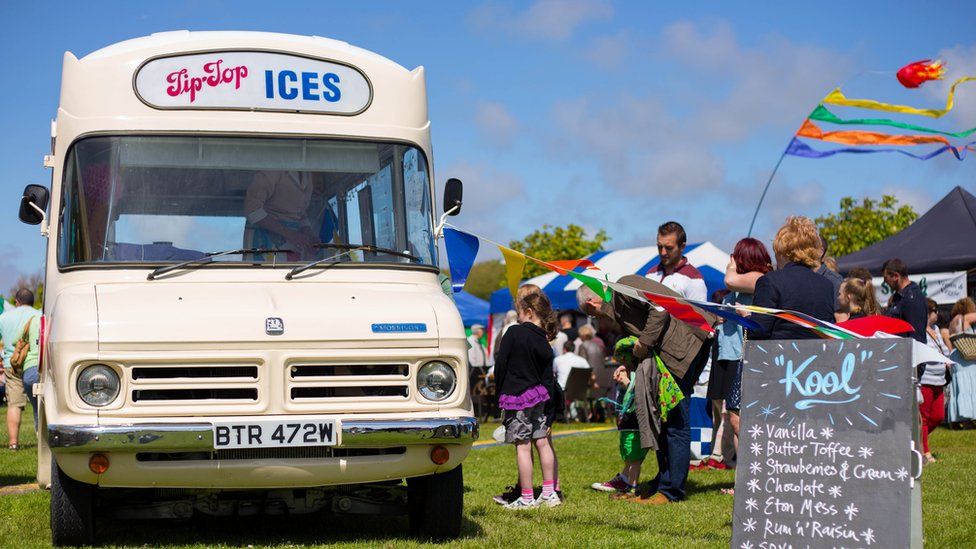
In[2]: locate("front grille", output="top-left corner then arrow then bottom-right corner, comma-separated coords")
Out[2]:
290,364 -> 408,377
126,363 -> 262,407
136,447 -> 407,461
132,388 -> 258,402
132,366 -> 258,380
291,386 -> 409,399
287,363 -> 411,403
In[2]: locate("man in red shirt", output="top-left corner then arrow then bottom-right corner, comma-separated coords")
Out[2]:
647,222 -> 708,302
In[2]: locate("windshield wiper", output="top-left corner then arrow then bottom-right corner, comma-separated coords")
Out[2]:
315,243 -> 418,261
147,248 -> 291,280
285,243 -> 418,280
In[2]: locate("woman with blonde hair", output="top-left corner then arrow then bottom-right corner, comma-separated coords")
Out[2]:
749,216 -> 835,340
949,297 -> 976,335
838,277 -> 880,320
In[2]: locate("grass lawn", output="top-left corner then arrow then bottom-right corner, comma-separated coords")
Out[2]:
2,406 -> 974,548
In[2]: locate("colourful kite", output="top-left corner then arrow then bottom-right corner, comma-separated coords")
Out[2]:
896,59 -> 945,89
747,58 -> 975,236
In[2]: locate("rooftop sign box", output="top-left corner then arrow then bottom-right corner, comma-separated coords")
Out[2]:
134,51 -> 372,115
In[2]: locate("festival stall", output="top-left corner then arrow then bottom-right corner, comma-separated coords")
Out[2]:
454,290 -> 490,328
836,186 -> 976,303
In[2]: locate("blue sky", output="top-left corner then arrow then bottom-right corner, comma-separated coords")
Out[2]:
2,1 -> 975,290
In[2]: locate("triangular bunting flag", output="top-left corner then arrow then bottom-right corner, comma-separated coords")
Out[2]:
499,246 -> 527,301
443,227 -> 480,293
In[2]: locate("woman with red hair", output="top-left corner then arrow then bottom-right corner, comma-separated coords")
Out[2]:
704,238 -> 773,473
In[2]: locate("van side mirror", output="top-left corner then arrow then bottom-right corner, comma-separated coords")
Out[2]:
19,184 -> 50,226
443,178 -> 463,216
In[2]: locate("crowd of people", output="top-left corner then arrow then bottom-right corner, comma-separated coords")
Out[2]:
4,213 -> 975,513
474,217 -> 976,509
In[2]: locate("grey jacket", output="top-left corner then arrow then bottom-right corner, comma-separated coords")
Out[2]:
632,357 -> 664,450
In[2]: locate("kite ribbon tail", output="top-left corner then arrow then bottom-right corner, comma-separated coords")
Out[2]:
747,143 -> 791,238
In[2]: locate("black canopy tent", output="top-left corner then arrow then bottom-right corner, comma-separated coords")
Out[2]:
837,187 -> 976,286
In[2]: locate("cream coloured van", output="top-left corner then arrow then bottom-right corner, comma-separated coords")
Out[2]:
19,31 -> 475,546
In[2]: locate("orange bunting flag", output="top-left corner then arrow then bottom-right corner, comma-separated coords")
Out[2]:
897,59 -> 945,89
640,292 -> 714,334
499,246 -> 527,300
543,259 -> 598,276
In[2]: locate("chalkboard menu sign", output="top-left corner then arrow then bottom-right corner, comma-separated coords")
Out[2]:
732,339 -> 916,549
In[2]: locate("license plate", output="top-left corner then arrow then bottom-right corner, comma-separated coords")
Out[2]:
213,419 -> 339,449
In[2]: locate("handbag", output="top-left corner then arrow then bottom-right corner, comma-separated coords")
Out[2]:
9,320 -> 32,374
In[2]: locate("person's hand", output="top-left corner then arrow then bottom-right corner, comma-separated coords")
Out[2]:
613,367 -> 630,387
726,255 -> 737,272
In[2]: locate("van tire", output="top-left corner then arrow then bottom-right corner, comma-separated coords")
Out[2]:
407,465 -> 463,541
50,458 -> 95,547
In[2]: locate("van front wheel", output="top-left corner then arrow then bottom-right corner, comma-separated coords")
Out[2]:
50,458 -> 95,547
407,465 -> 463,541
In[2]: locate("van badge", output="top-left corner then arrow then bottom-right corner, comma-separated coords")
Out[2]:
371,323 -> 427,333
266,317 -> 284,335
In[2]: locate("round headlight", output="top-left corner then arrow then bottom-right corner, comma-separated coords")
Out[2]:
417,361 -> 456,402
76,364 -> 120,407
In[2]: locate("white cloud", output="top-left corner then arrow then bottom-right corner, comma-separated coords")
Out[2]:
439,161 -> 527,242
928,44 -> 976,127
474,101 -> 519,149
547,20 -> 853,206
550,92 -> 725,196
582,30 -> 630,69
661,20 -> 854,142
469,0 -> 613,42
879,185 -> 936,214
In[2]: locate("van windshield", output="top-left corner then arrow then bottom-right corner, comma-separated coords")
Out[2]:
58,136 -> 436,268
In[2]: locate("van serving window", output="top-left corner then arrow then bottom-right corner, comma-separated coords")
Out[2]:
57,136 -> 436,267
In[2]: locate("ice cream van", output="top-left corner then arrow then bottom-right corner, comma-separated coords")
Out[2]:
18,31 -> 475,546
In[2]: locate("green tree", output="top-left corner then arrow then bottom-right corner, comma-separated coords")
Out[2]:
816,195 -> 918,257
463,260 -> 507,300
508,224 -> 609,279
6,271 -> 44,309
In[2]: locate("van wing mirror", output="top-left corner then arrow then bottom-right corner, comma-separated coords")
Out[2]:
443,178 -> 463,216
19,184 -> 50,226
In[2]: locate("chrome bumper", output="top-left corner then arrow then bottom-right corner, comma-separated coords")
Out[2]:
48,417 -> 479,453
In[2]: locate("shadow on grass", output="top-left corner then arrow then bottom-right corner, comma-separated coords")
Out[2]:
0,473 -> 37,487
95,512 -> 486,545
685,476 -> 735,496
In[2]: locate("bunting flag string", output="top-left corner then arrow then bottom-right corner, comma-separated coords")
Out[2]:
440,224 -> 915,340
809,105 -> 976,138
822,76 -> 976,118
